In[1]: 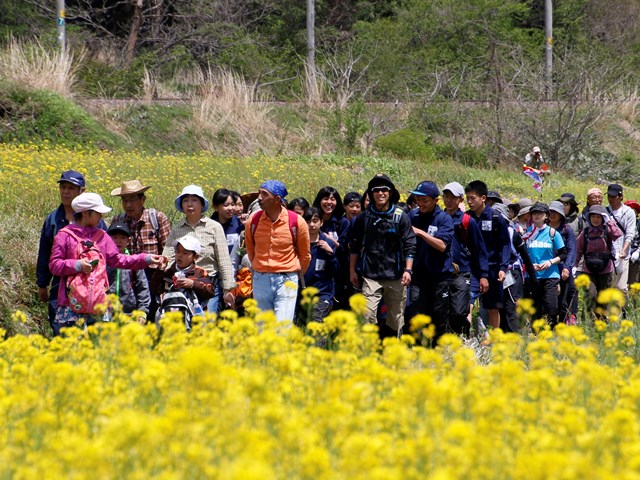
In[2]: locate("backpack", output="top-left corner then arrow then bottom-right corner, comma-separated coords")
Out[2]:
63,229 -> 109,315
583,226 -> 614,273
455,212 -> 472,255
250,209 -> 299,252
156,287 -> 204,332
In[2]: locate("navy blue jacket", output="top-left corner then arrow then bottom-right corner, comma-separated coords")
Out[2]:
212,213 -> 244,254
304,232 -> 339,302
449,209 -> 489,280
558,222 -> 577,270
409,205 -> 454,280
469,206 -> 511,273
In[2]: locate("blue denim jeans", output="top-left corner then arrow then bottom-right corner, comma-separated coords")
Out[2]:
253,271 -> 298,323
206,282 -> 222,314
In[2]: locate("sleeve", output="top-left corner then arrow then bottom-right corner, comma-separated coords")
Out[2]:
624,209 -> 636,245
49,231 -> 79,278
513,231 -> 537,282
149,268 -> 166,296
469,218 -> 489,279
562,228 -> 577,269
400,213 -> 416,259
337,217 -> 351,252
103,235 -> 149,270
575,231 -> 585,265
133,271 -> 151,313
191,267 -> 215,300
36,215 -> 54,288
349,214 -> 365,255
296,216 -> 312,273
212,222 -> 237,291
435,213 -> 454,251
498,217 -> 511,272
245,213 -> 257,262
553,229 -> 567,262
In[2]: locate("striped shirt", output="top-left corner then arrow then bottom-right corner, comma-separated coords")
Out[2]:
162,217 -> 236,291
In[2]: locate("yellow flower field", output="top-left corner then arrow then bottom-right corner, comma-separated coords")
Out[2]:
3,299 -> 640,479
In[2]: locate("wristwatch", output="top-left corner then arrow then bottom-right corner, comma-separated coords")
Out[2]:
404,268 -> 413,274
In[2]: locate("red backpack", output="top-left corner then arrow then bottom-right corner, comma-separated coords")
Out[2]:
63,229 -> 109,314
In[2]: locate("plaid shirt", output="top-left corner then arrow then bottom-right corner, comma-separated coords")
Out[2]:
112,208 -> 171,257
162,217 -> 236,291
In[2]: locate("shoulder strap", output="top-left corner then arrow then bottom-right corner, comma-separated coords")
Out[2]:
607,206 -> 626,233
148,208 -> 159,234
49,212 -> 59,236
392,207 -> 403,225
461,212 -> 471,230
250,210 -> 264,237
62,227 -> 82,244
287,209 -> 299,254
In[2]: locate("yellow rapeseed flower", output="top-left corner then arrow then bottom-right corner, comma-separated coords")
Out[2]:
575,274 -> 591,289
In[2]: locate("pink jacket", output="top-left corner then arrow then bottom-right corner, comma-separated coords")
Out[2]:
49,225 -> 149,309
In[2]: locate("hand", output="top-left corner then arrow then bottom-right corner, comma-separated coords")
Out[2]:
38,287 -> 49,303
223,291 -> 236,308
317,240 -> 333,254
497,270 -> 506,282
350,271 -> 361,289
175,278 -> 194,289
137,316 -> 147,326
80,258 -> 93,273
619,249 -> 628,259
148,254 -> 166,268
401,271 -> 412,287
561,268 -> 570,281
479,278 -> 489,294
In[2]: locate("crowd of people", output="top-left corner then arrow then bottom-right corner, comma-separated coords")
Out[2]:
36,169 -> 640,342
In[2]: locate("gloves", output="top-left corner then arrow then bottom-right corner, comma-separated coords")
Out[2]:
631,250 -> 640,263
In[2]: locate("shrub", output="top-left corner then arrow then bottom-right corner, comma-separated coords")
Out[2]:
375,129 -> 435,160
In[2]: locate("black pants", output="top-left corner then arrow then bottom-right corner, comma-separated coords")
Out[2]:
500,268 -> 524,333
449,272 -> 471,336
558,275 -> 578,323
530,277 -> 560,328
407,275 -> 452,342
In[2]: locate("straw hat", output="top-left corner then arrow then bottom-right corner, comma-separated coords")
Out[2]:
111,180 -> 151,196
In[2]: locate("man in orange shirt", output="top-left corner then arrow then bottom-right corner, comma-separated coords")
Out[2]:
246,180 -> 311,323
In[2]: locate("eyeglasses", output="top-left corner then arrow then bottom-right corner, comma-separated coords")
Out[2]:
371,186 -> 391,193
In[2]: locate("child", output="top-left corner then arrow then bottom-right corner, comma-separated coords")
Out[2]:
301,208 -> 339,324
49,193 -> 165,335
288,197 -> 310,216
106,222 -> 151,325
151,235 -> 215,322
343,192 -> 362,221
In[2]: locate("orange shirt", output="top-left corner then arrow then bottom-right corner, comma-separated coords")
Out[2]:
246,208 -> 311,274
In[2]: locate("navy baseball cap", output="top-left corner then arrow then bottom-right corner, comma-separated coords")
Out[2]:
410,181 -> 440,197
57,170 -> 86,188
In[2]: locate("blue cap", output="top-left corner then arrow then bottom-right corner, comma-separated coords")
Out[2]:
410,181 -> 440,197
260,180 -> 288,199
57,170 -> 85,188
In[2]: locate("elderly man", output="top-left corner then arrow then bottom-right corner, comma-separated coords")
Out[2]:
245,180 -> 311,323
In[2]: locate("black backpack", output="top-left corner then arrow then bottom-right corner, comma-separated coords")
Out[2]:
156,288 -> 204,332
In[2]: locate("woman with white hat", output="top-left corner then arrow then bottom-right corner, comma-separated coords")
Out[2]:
162,185 -> 236,313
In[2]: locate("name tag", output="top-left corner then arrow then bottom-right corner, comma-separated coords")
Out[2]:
482,220 -> 492,231
428,225 -> 438,236
316,259 -> 326,271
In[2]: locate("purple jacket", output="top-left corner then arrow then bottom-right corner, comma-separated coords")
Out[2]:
575,221 -> 622,274
49,225 -> 149,309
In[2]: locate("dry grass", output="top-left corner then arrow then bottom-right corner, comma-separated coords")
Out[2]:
191,69 -> 280,155
0,37 -> 82,97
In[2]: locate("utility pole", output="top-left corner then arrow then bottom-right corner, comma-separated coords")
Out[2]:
56,0 -> 66,53
306,0 -> 317,102
544,0 -> 553,100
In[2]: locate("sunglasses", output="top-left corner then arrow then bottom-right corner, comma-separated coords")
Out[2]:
371,186 -> 391,193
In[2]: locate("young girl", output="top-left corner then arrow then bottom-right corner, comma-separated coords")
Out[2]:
524,202 -> 567,327
312,186 -> 351,308
211,188 -> 244,255
288,197 -> 310,216
49,193 -> 164,335
301,208 -> 339,323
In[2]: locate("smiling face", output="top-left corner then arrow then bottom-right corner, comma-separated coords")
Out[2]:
416,195 -> 438,214
215,196 -> 235,222
370,186 -> 391,210
345,201 -> 361,220
320,195 -> 337,218
590,213 -> 603,227
442,191 -> 463,213
181,194 -> 203,218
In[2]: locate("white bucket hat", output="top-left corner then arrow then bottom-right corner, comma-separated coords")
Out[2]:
175,185 -> 209,213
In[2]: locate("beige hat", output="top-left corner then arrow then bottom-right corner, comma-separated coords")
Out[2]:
111,180 -> 151,197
